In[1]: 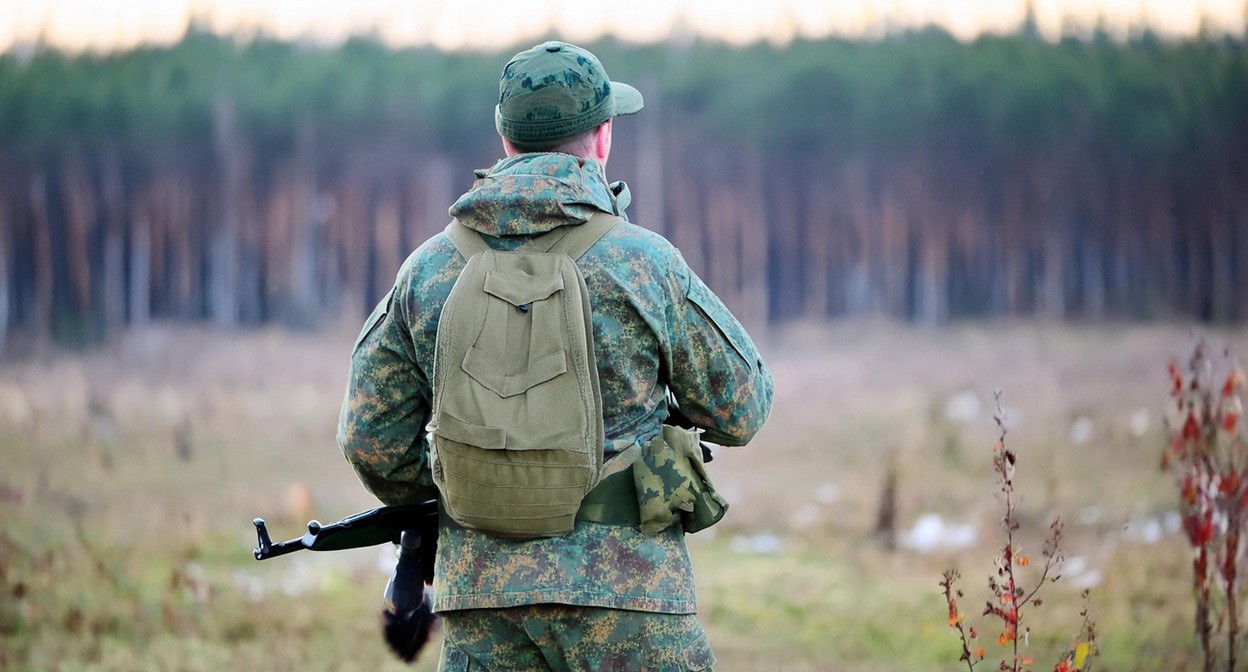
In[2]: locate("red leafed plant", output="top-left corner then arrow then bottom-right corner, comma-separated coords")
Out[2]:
1163,341 -> 1248,672
941,392 -> 1097,672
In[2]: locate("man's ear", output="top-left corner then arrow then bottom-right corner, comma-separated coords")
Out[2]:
594,120 -> 612,166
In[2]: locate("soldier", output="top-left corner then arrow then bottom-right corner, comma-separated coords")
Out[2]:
339,40 -> 773,671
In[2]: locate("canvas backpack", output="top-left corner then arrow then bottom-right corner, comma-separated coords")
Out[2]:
428,212 -> 621,539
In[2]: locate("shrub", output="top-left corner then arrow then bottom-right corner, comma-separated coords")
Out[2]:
1163,341 -> 1247,672
941,392 -> 1097,672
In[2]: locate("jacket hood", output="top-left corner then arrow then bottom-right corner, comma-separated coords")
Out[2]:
448,153 -> 628,237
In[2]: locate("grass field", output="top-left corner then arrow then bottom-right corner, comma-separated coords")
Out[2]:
1,320 -> 1245,671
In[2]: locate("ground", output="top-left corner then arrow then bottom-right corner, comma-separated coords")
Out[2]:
1,320 -> 1244,671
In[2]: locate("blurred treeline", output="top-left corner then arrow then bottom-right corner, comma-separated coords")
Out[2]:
0,27 -> 1245,347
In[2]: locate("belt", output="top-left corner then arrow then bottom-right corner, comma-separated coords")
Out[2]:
575,463 -> 640,527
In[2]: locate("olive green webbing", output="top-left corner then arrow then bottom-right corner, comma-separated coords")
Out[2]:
545,211 -> 619,258
576,444 -> 641,526
445,211 -> 620,261
445,219 -> 490,257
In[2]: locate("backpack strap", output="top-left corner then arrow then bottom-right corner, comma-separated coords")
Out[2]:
547,211 -> 621,259
445,219 -> 490,259
445,212 -> 621,261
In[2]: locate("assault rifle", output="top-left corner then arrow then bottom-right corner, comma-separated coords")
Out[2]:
250,404 -> 711,663
251,500 -> 439,663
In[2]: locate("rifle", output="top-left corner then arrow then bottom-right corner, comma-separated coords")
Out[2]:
251,500 -> 439,663
248,406 -> 711,662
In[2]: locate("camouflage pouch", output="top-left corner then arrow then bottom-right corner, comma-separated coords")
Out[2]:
633,424 -> 729,535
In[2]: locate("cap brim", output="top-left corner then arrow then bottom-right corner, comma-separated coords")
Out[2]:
611,81 -> 644,116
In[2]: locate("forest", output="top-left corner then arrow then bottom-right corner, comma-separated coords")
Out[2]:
0,25 -> 1245,347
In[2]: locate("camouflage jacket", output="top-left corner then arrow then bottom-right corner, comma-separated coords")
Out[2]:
338,152 -> 773,614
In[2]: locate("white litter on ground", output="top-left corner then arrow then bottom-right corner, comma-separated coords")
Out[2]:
1069,416 -> 1094,445
814,483 -> 840,505
728,533 -> 782,555
1060,556 -> 1103,590
944,390 -> 982,424
901,513 -> 978,553
789,504 -> 821,529
1129,408 -> 1151,438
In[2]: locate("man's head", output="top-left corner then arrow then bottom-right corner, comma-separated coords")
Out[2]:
495,41 -> 643,164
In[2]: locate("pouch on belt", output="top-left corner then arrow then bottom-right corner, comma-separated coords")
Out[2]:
633,424 -> 728,536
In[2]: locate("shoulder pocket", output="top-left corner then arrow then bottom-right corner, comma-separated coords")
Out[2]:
685,278 -> 753,368
354,287 -> 395,351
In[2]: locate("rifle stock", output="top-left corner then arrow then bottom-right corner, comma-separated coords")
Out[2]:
252,500 -> 438,560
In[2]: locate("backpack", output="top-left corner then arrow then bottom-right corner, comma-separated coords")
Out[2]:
427,212 -> 620,539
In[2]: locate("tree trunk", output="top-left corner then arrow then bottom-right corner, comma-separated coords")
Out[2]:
331,180 -> 370,321
1080,241 -> 1106,320
100,150 -> 126,334
879,189 -> 908,317
768,177 -> 802,320
238,209 -> 264,325
129,215 -> 151,329
914,229 -> 949,327
290,118 -> 320,326
29,173 -> 54,339
1001,180 -> 1026,316
634,75 -> 665,238
804,178 -> 835,320
1040,228 -> 1066,320
737,151 -> 769,332
372,192 -> 403,302
667,157 -> 705,278
705,185 -> 740,312
1144,181 -> 1174,318
1238,200 -> 1248,322
60,154 -> 96,316
144,181 -> 167,316
0,204 -> 9,353
209,94 -> 244,328
159,177 -> 196,319
263,179 -> 293,317
417,152 -> 455,241
843,174 -> 872,316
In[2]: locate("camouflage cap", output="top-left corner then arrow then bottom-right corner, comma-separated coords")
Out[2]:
495,41 -> 643,147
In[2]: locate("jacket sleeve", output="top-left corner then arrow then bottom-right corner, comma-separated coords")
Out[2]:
664,260 -> 773,447
336,281 -> 439,506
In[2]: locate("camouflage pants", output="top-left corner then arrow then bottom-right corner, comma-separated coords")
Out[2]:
437,605 -> 715,671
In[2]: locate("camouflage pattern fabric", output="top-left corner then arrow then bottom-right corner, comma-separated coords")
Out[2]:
495,41 -> 644,146
338,152 -> 773,614
635,425 -> 729,536
438,604 -> 715,671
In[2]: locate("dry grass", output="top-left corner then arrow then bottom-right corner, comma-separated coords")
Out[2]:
1,320 -> 1244,670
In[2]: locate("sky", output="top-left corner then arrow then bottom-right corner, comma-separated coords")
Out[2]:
1,0 -> 1245,54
